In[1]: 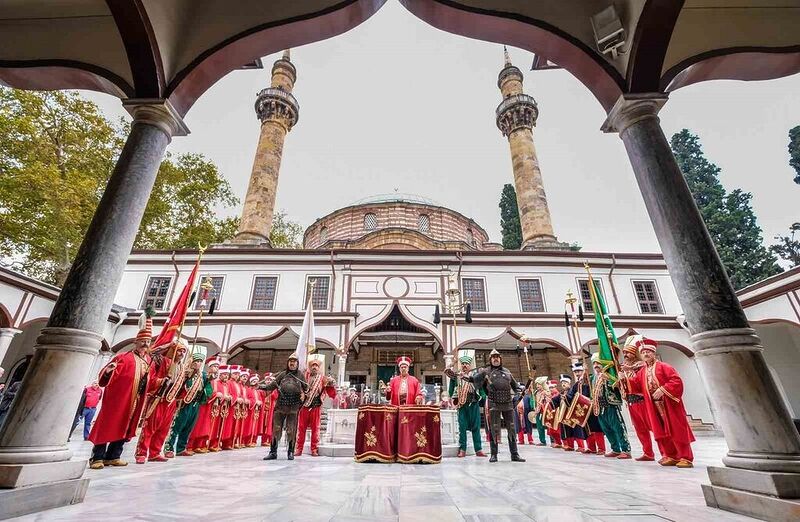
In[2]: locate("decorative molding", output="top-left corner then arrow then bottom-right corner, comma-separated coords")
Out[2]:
123,98 -> 189,137
600,93 -> 668,135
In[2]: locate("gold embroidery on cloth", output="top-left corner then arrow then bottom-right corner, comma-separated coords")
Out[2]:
364,426 -> 377,447
433,415 -> 440,423
401,416 -> 410,424
415,427 -> 428,448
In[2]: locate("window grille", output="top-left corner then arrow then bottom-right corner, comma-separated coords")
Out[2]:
418,214 -> 430,233
462,278 -> 487,312
633,281 -> 663,314
194,276 -> 224,310
518,279 -> 545,312
577,279 -> 605,313
305,276 -> 330,309
364,213 -> 377,231
141,276 -> 171,310
250,276 -> 278,310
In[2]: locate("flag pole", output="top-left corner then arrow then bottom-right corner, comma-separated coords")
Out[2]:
584,263 -> 626,399
177,244 -> 206,342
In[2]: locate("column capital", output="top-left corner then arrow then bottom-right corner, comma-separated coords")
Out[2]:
122,98 -> 190,138
600,93 -> 668,135
0,327 -> 21,337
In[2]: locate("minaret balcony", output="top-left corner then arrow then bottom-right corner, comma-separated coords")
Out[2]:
254,87 -> 300,128
495,93 -> 539,136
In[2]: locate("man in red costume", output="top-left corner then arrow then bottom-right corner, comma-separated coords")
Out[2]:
135,340 -> 187,463
623,335 -> 695,468
235,368 -> 252,448
221,366 -> 243,450
208,365 -> 232,452
384,356 -> 423,406
88,315 -> 154,469
296,354 -> 337,456
260,374 -> 277,447
187,356 -> 221,453
621,336 -> 655,461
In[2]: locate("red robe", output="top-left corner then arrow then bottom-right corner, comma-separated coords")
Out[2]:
242,385 -> 257,443
386,375 -> 422,406
261,389 -> 277,444
188,376 -> 222,446
222,380 -> 241,445
629,361 -> 695,445
89,351 -> 151,445
209,379 -> 231,448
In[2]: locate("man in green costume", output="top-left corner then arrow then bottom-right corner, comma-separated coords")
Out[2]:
164,350 -> 213,457
446,352 -> 487,458
532,376 -> 549,445
591,352 -> 631,459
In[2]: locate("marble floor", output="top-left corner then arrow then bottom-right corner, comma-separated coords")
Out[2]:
11,434 -> 754,522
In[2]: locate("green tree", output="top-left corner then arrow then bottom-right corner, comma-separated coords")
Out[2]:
771,223 -> 800,268
0,88 -> 239,284
499,183 -> 522,250
269,209 -> 303,248
789,125 -> 800,185
670,129 -> 781,288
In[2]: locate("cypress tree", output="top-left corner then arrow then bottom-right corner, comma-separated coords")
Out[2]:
670,129 -> 781,289
499,183 -> 522,250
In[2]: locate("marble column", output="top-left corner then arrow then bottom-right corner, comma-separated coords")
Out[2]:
603,94 -> 800,519
337,354 -> 347,387
0,100 -> 187,514
0,328 -> 21,368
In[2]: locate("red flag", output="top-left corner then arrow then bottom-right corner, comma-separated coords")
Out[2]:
152,262 -> 199,348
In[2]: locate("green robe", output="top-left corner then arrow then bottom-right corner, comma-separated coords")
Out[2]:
165,372 -> 213,453
590,373 -> 630,453
448,371 -> 486,452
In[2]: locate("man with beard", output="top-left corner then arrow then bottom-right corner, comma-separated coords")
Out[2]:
564,362 -> 594,454
463,349 -> 525,463
385,356 -> 422,406
296,354 -> 337,456
221,366 -> 243,450
135,340 -> 187,464
590,353 -> 631,459
623,336 -> 695,468
620,337 -> 654,461
262,352 -> 308,461
88,313 -> 153,469
165,350 -> 212,457
187,356 -> 221,453
445,353 -> 486,458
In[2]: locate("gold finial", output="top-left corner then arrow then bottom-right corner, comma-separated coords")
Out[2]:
565,289 -> 578,306
503,45 -> 512,66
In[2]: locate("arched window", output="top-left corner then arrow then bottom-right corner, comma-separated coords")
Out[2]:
364,213 -> 377,231
418,214 -> 430,233
466,228 -> 476,247
319,226 -> 328,243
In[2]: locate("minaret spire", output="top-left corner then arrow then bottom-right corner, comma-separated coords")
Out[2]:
282,48 -> 291,61
495,49 -> 568,251
233,52 -> 300,245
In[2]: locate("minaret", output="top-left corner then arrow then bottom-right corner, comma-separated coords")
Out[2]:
495,47 -> 566,250
234,50 -> 299,244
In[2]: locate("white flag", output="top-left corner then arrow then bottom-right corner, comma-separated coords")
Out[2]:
295,296 -> 316,374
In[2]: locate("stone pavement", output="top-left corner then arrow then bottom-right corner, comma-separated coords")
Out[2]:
11,434 -> 755,522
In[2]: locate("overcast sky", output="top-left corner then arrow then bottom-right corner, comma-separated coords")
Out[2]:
85,1 -> 799,254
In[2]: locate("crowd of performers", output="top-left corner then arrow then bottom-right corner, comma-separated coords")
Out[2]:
507,334 -> 696,467
86,314 -> 696,469
87,315 -> 337,468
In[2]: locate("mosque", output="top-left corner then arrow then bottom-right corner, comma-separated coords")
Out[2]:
2,50 -> 799,440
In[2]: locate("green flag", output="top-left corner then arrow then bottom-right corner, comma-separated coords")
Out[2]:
588,276 -> 618,383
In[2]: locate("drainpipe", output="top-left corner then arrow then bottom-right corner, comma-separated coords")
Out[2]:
608,254 -> 622,314
330,250 -> 336,312
167,250 -> 179,309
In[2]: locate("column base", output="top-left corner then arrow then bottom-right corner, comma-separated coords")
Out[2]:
521,236 -> 572,251
0,476 -> 88,520
703,466 -> 800,521
219,236 -> 273,248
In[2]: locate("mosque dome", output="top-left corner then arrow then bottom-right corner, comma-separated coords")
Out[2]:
303,194 -> 499,251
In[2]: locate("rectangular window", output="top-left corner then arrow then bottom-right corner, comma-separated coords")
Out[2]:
305,276 -> 330,310
141,276 -> 172,310
194,276 -> 224,310
577,279 -> 605,313
250,276 -> 278,310
518,279 -> 545,312
633,280 -> 663,314
462,278 -> 487,312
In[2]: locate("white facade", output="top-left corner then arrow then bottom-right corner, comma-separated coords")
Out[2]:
3,254 -> 799,429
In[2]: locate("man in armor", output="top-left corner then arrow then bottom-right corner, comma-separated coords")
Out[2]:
445,353 -> 486,458
463,349 -> 525,463
262,352 -> 308,461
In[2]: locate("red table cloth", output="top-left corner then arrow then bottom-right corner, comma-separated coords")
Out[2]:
396,405 -> 442,464
354,405 -> 398,463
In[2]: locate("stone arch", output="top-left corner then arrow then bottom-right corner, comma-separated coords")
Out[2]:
227,326 -> 336,361
110,335 -> 221,354
752,321 -> 800,418
457,326 -> 571,357
0,318 -> 47,385
0,303 -> 12,328
347,301 -> 443,351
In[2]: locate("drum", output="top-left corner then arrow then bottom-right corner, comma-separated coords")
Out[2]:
563,394 -> 592,428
